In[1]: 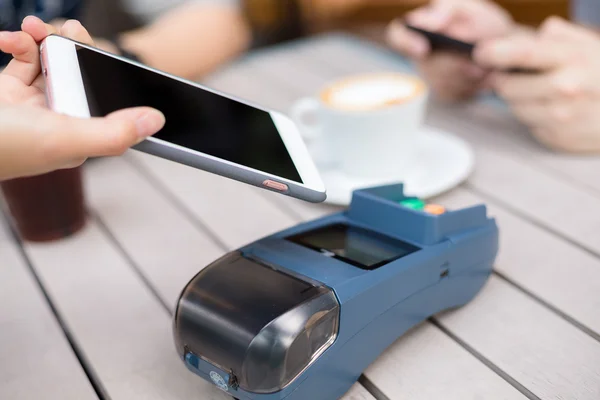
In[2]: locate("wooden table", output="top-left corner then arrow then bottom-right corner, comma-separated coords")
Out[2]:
2,33 -> 600,400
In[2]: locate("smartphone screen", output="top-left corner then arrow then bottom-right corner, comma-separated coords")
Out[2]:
74,46 -> 303,183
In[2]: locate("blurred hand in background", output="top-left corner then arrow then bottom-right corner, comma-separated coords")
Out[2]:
476,17 -> 600,153
386,0 -> 515,101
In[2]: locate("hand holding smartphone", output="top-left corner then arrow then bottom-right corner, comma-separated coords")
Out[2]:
404,23 -> 537,74
404,24 -> 476,56
40,35 -> 326,203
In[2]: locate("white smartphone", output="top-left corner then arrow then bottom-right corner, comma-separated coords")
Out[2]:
40,35 -> 326,203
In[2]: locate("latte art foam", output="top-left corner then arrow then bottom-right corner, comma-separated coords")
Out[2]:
321,74 -> 425,111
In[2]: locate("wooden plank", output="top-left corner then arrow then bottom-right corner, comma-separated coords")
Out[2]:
128,151 -> 297,250
342,383 -> 376,400
83,156 -> 224,307
243,48 -> 340,102
364,323 -> 525,400
84,155 -> 374,400
439,115 -> 600,256
261,189 -> 340,221
446,102 -> 600,195
533,155 -> 600,194
21,216 -> 231,400
202,57 -> 300,112
421,99 -> 600,195
0,215 -> 97,400
439,276 -> 600,400
435,187 -> 600,336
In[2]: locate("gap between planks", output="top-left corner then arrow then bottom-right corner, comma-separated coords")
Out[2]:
0,212 -> 101,400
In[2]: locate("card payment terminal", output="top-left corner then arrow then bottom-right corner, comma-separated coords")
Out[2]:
173,183 -> 498,400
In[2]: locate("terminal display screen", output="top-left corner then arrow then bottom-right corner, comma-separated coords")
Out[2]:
287,223 -> 420,270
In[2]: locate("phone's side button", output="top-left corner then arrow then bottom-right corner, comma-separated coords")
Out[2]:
263,180 -> 289,192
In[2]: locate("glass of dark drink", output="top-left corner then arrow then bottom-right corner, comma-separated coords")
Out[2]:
0,166 -> 87,242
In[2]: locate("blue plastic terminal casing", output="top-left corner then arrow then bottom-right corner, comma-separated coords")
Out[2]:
173,183 -> 498,400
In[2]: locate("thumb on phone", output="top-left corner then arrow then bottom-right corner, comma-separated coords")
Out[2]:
44,107 -> 165,163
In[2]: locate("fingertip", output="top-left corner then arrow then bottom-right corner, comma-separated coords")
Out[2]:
541,15 -> 567,30
386,19 -> 403,38
387,21 -> 430,59
405,9 -> 426,25
21,15 -> 43,34
0,31 -> 36,59
60,19 -> 94,46
109,120 -> 139,155
22,15 -> 44,28
62,19 -> 83,31
60,19 -> 82,38
135,109 -> 166,138
152,109 -> 166,126
472,40 -> 496,66
106,106 -> 166,138
411,37 -> 430,59
21,15 -> 55,42
406,11 -> 436,31
0,31 -> 14,42
408,3 -> 452,31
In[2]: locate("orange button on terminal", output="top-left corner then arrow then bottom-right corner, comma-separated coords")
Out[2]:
424,204 -> 446,215
263,180 -> 289,192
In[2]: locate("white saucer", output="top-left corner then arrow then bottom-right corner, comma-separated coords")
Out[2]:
317,126 -> 475,206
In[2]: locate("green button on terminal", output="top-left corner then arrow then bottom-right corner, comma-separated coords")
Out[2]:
399,198 -> 426,210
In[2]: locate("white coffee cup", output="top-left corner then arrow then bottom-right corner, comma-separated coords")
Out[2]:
290,72 -> 428,181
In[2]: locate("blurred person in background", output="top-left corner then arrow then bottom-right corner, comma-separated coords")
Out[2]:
386,0 -> 600,153
0,0 -> 252,80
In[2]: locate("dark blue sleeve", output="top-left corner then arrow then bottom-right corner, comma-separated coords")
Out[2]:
572,0 -> 600,26
61,0 -> 85,19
